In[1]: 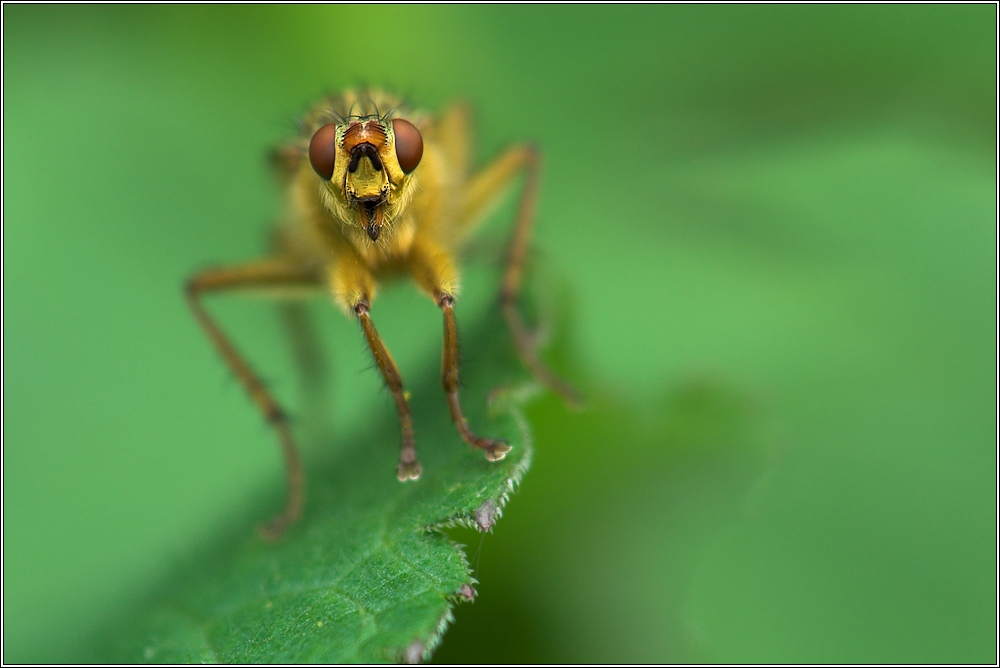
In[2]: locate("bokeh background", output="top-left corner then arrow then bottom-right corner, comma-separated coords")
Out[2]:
4,5 -> 995,663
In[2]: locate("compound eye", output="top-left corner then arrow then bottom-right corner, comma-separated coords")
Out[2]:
391,118 -> 423,174
308,123 -> 339,180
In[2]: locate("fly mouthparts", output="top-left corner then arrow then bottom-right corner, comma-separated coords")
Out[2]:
358,197 -> 383,241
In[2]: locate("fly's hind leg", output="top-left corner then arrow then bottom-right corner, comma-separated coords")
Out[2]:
185,259 -> 321,540
280,302 -> 326,394
463,145 -> 582,408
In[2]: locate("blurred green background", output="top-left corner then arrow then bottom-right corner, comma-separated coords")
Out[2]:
4,5 -> 995,663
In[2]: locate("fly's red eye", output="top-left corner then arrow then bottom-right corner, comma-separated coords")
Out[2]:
308,123 -> 339,180
391,118 -> 423,174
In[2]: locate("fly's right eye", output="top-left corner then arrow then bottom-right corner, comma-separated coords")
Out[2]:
308,124 -> 339,180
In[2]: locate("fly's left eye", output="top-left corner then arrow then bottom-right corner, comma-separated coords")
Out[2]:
308,123 -> 339,180
391,118 -> 423,174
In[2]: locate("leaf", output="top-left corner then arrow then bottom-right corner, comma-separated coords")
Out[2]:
96,306 -> 536,663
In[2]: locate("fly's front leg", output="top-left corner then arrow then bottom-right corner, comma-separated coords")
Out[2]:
410,241 -> 511,461
438,290 -> 512,462
332,254 -> 421,481
463,144 -> 582,408
352,299 -> 421,481
185,259 -> 321,540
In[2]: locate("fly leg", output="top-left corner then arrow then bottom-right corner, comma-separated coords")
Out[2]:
352,298 -> 421,481
185,259 -> 321,540
438,290 -> 511,461
279,302 -> 326,394
462,145 -> 582,407
408,240 -> 511,461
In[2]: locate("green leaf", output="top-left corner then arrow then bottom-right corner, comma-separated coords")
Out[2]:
96,307 -> 535,663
